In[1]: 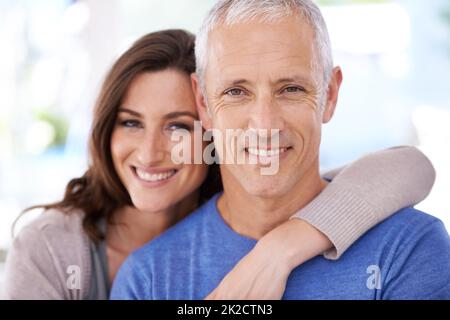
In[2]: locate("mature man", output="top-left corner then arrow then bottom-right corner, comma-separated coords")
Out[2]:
111,0 -> 450,299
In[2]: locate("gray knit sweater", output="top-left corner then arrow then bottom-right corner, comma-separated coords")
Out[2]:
2,146 -> 435,299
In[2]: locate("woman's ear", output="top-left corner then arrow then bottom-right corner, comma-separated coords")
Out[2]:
191,73 -> 213,130
322,66 -> 343,124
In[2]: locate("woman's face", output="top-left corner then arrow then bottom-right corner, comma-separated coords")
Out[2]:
111,69 -> 208,213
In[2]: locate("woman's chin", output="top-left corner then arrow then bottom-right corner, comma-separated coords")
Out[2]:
131,197 -> 172,214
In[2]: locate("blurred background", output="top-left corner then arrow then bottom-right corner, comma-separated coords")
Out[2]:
1,0 -> 449,292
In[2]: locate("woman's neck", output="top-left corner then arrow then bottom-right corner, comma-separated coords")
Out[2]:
107,192 -> 198,254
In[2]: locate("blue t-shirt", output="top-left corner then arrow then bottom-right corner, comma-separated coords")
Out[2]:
111,193 -> 450,300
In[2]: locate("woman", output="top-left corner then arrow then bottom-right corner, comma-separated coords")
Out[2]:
3,29 -> 435,300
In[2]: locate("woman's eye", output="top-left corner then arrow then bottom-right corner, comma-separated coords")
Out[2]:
120,119 -> 142,128
167,123 -> 192,131
282,86 -> 305,94
225,88 -> 245,96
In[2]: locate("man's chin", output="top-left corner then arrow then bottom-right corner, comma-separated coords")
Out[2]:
241,180 -> 291,199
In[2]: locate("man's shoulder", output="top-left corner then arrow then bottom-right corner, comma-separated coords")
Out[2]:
375,208 -> 450,299
379,207 -> 442,231
364,206 -> 447,248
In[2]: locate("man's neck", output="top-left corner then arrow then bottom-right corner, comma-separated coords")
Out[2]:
217,166 -> 326,240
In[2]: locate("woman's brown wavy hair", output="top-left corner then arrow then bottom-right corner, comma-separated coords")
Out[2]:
20,29 -> 222,242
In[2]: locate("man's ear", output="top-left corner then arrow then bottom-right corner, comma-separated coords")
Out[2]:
191,73 -> 213,130
322,66 -> 343,124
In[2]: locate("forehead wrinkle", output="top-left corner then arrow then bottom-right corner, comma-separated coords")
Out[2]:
219,53 -> 310,68
218,39 -> 305,60
216,56 -> 314,87
212,42 -> 314,74
211,28 -> 301,56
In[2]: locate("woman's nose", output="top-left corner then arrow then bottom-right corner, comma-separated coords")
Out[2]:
136,130 -> 166,166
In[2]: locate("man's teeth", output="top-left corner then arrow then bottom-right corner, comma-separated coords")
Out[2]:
246,148 -> 287,157
135,168 -> 176,182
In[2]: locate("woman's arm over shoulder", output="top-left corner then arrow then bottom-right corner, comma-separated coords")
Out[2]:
292,146 -> 436,259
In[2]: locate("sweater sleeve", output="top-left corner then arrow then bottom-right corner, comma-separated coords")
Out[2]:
290,146 -> 436,260
3,224 -> 68,299
2,211 -> 91,300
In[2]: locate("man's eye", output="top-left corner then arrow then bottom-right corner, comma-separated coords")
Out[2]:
120,120 -> 142,128
225,88 -> 245,96
282,86 -> 305,94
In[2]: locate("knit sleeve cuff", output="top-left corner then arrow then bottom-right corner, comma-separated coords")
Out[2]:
290,182 -> 379,260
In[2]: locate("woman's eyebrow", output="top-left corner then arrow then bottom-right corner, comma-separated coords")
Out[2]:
118,108 -> 142,118
163,111 -> 198,120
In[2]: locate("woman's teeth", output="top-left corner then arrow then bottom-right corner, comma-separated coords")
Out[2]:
246,147 -> 288,157
135,168 -> 177,182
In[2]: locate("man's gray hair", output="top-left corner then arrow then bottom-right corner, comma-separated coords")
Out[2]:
195,0 -> 333,94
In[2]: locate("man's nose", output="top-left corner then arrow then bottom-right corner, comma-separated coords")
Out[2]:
248,95 -> 285,133
136,129 -> 166,166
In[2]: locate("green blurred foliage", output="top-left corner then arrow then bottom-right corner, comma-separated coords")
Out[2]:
440,3 -> 450,54
441,4 -> 450,26
34,110 -> 68,149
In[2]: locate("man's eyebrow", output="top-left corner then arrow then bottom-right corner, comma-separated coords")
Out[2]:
220,78 -> 252,87
219,76 -> 313,87
118,108 -> 142,117
276,75 -> 313,84
163,111 -> 198,120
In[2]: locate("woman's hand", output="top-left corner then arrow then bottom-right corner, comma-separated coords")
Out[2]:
205,234 -> 290,300
205,219 -> 332,300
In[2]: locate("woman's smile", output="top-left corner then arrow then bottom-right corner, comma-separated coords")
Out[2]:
131,165 -> 179,187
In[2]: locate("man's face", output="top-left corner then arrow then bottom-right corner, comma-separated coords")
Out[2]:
197,16 -> 339,197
